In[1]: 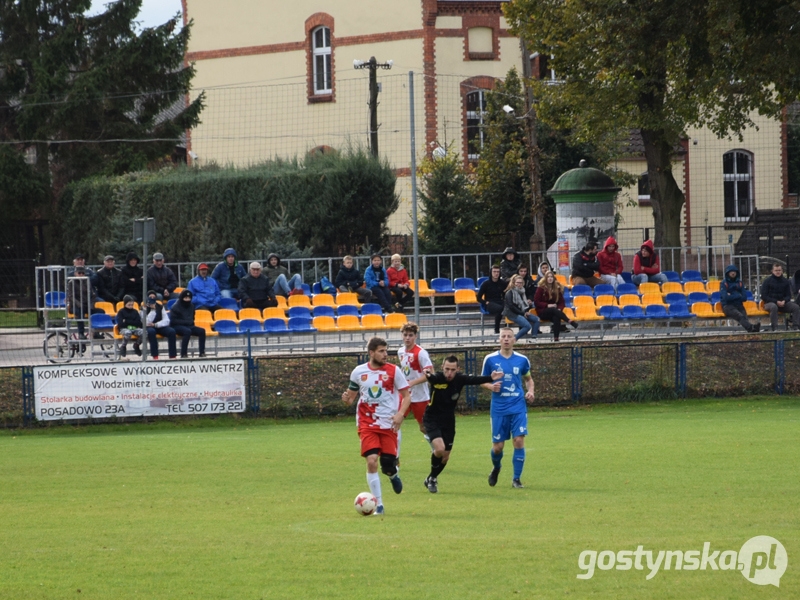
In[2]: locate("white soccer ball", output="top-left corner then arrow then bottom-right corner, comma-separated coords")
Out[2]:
354,492 -> 377,516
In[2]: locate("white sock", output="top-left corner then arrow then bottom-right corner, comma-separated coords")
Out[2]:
367,472 -> 382,506
423,433 -> 434,452
396,429 -> 402,458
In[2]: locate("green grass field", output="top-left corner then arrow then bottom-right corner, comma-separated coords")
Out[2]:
1,397 -> 798,599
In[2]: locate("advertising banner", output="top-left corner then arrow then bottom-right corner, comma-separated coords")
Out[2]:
34,359 -> 246,420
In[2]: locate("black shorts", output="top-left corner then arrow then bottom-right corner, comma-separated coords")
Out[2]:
423,413 -> 455,451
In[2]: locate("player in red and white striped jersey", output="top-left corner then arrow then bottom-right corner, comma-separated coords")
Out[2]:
342,337 -> 410,515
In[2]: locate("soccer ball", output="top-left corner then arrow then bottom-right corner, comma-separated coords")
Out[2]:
354,492 -> 377,516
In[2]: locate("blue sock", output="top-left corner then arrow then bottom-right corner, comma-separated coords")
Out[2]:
513,448 -> 525,479
491,450 -> 503,470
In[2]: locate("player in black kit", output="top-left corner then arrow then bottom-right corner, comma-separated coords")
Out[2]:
416,355 -> 502,493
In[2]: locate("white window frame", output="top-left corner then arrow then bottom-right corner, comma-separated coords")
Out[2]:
723,150 -> 753,222
465,89 -> 487,161
637,172 -> 650,203
312,26 -> 331,95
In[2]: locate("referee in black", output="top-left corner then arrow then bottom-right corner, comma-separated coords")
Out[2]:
418,355 -> 503,493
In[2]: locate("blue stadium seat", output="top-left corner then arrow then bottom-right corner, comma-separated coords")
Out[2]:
288,317 -> 316,332
668,302 -> 693,318
90,313 -> 115,331
645,304 -> 668,318
664,292 -> 686,305
45,291 -> 66,308
454,277 -> 477,291
593,284 -> 615,297
431,278 -> 455,293
238,319 -> 264,333
263,318 -> 289,333
360,303 -> 383,315
166,299 -> 177,310
477,276 -> 489,288
745,290 -> 754,301
687,292 -> 709,304
300,283 -> 312,296
214,319 -> 239,335
219,297 -> 239,310
312,282 -> 323,295
336,305 -> 360,317
571,284 -> 592,297
617,283 -> 638,296
663,271 -> 681,283
710,292 -> 721,304
598,305 -> 622,320
287,306 -> 312,319
312,305 -> 335,318
622,305 -> 646,319
620,272 -> 633,284
681,270 -> 703,282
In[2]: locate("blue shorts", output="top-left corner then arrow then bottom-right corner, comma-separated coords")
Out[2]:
491,411 -> 528,442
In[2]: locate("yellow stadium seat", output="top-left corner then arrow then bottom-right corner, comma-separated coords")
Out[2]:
641,293 -> 666,307
174,287 -> 184,294
262,307 -> 288,322
638,282 -> 661,295
312,316 -> 338,332
214,308 -> 239,324
594,295 -> 617,307
95,301 -> 116,316
454,289 -> 479,305
238,308 -> 263,322
562,307 -> 576,321
115,300 -> 139,312
195,309 -> 213,324
276,296 -> 287,309
197,321 -> 219,337
337,315 -> 362,331
385,312 -> 408,328
288,294 -> 312,308
661,282 -> 684,296
572,295 -> 596,308
555,274 -> 568,288
683,281 -> 706,294
335,292 -> 361,307
706,280 -> 721,294
691,302 -> 715,318
312,293 -> 336,308
745,301 -> 769,316
409,280 -> 435,298
618,294 -> 641,307
575,306 -> 603,321
361,314 -> 387,330
712,302 -> 725,317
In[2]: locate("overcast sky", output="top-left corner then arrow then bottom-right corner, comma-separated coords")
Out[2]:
88,0 -> 183,29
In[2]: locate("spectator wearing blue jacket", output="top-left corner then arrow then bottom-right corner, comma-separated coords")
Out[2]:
211,248 -> 246,299
720,265 -> 759,333
364,254 -> 394,313
187,263 -> 224,314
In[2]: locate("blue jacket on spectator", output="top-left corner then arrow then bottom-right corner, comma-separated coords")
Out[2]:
211,248 -> 247,292
719,265 -> 746,306
364,264 -> 388,289
188,271 -> 222,308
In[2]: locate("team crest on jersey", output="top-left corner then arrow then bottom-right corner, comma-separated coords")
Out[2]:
513,367 -> 519,374
360,374 -> 369,381
368,386 -> 382,399
402,366 -> 411,375
380,374 -> 389,382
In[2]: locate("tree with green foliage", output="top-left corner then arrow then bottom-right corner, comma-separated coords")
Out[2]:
505,0 -> 800,251
0,145 -> 49,222
0,0 -> 203,212
98,184 -> 140,261
255,205 -> 313,261
418,148 -> 484,254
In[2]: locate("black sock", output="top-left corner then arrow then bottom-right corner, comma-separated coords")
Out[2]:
430,454 -> 447,478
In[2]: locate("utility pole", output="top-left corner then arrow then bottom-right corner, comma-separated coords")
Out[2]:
354,57 -> 393,158
519,40 -> 546,252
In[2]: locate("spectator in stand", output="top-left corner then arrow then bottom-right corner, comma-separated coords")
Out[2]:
760,263 -> 800,331
144,290 -> 177,359
516,265 -> 537,305
632,240 -> 668,285
238,262 -> 278,311
67,253 -> 95,278
503,275 -> 540,341
364,254 -> 394,313
211,248 -> 247,299
146,253 -> 178,300
169,289 -> 207,358
597,236 -> 625,290
96,255 -> 124,305
264,253 -> 303,297
335,255 -> 372,303
67,266 -> 102,340
536,261 -> 552,288
792,269 -> 800,301
720,265 -> 760,333
571,242 -> 602,288
121,252 -> 144,302
116,295 -> 143,357
500,247 -> 521,280
187,263 -> 223,314
387,254 -> 414,311
477,265 -> 506,334
534,270 -> 578,342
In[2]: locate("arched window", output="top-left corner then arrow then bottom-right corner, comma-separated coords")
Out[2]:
465,90 -> 487,161
723,150 -> 753,221
312,26 -> 332,95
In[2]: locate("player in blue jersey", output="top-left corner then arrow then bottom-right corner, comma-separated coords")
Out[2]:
481,328 -> 535,488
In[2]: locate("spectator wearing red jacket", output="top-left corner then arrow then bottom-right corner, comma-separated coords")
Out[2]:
387,254 -> 414,311
632,240 -> 668,286
597,236 -> 625,290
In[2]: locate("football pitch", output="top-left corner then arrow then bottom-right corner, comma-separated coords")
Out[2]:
1,397 -> 797,599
